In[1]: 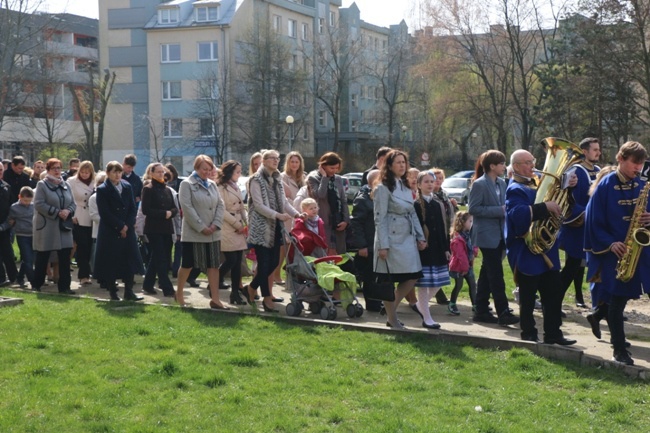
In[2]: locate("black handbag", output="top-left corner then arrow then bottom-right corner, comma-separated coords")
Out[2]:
59,218 -> 74,232
363,258 -> 396,302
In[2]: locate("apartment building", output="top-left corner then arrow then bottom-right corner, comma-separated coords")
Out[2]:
100,0 -> 405,174
0,11 -> 98,162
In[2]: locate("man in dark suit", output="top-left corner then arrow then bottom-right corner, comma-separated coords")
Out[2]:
3,156 -> 32,203
468,150 -> 519,326
361,146 -> 391,186
121,154 -> 143,204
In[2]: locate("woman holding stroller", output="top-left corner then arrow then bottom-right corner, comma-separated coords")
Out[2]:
373,150 -> 427,329
245,149 -> 303,312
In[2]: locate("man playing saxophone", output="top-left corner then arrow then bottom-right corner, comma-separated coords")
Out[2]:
505,149 -> 578,345
585,141 -> 650,366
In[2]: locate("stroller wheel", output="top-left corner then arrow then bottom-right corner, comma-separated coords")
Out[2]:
309,302 -> 322,315
346,303 -> 357,318
286,302 -> 302,317
355,304 -> 364,318
319,306 -> 330,320
328,306 -> 337,320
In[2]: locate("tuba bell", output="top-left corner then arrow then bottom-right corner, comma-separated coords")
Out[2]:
524,137 -> 584,265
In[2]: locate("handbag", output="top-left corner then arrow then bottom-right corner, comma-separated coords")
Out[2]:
59,218 -> 74,232
363,258 -> 396,302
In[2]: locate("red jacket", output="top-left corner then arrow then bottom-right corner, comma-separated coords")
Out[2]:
449,233 -> 477,273
289,217 -> 327,261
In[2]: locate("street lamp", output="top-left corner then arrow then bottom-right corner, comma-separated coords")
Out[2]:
285,115 -> 295,152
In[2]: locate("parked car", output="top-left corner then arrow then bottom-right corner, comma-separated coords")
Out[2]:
342,172 -> 363,202
237,176 -> 249,201
448,170 -> 474,179
441,177 -> 471,205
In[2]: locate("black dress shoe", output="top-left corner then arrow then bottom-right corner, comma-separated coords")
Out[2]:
109,292 -> 121,301
142,287 -> 157,295
422,321 -> 441,329
187,280 -> 199,288
240,285 -> 252,303
219,282 -> 231,290
576,302 -> 588,309
230,293 -> 247,305
410,304 -> 423,319
586,313 -> 602,339
521,334 -> 540,343
272,297 -> 284,303
124,293 -> 144,301
472,312 -> 499,324
59,289 -> 76,295
543,336 -> 577,346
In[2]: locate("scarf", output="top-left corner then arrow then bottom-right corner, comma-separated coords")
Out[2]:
461,230 -> 474,261
306,216 -> 320,235
326,176 -> 343,229
192,171 -> 209,189
46,174 -> 63,185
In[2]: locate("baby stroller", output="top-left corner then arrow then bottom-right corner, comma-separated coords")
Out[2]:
283,227 -> 364,320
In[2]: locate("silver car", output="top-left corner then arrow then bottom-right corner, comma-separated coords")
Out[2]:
342,172 -> 363,202
441,177 -> 471,205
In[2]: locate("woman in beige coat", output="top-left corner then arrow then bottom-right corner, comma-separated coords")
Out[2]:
217,160 -> 248,305
175,155 -> 228,309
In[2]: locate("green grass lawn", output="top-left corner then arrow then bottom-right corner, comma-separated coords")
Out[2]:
0,290 -> 647,432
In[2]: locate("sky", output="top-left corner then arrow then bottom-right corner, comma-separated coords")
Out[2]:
39,0 -> 413,29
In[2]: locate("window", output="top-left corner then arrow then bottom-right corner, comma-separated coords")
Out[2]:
273,15 -> 282,33
360,85 -> 365,99
302,124 -> 308,140
301,23 -> 309,41
163,119 -> 183,137
351,94 -> 357,107
288,19 -> 297,38
351,120 -> 357,132
199,119 -> 214,137
360,110 -> 365,123
329,11 -> 335,26
198,79 -> 218,99
382,40 -> 387,50
374,87 -> 379,100
198,42 -> 218,61
159,8 -> 179,25
289,54 -> 297,70
196,6 -> 219,22
162,81 -> 181,100
318,18 -> 324,34
318,111 -> 327,127
161,44 -> 180,63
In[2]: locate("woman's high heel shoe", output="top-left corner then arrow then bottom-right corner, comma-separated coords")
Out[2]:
262,302 -> 279,313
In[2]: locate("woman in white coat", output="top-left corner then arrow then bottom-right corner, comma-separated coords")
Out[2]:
67,160 -> 95,285
373,149 -> 427,329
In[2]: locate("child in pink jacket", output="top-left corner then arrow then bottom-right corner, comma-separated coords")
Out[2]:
448,211 -> 478,315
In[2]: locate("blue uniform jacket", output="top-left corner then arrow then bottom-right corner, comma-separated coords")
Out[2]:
505,180 -> 561,276
585,170 -> 650,300
558,164 -> 599,259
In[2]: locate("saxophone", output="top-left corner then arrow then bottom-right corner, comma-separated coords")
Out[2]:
615,180 -> 650,282
525,137 -> 584,266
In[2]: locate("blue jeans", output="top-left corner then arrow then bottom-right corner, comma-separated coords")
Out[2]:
16,235 -> 34,284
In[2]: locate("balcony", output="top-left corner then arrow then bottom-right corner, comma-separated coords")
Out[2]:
43,41 -> 98,61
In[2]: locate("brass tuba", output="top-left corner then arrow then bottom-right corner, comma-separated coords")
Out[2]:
524,137 -> 584,265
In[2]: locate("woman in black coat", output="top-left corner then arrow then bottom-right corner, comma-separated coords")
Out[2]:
141,163 -> 178,297
94,161 -> 144,301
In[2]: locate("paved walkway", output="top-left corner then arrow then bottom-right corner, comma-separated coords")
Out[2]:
7,276 -> 650,379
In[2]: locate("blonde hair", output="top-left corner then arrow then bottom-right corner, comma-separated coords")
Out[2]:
300,197 -> 317,210
193,155 -> 214,171
95,171 -> 107,186
249,152 -> 262,176
78,160 -> 96,182
283,151 -> 305,187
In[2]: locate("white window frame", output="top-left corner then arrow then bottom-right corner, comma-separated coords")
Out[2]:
273,15 -> 282,33
159,8 -> 179,25
351,94 -> 357,107
302,124 -> 308,140
351,120 -> 357,132
288,19 -> 297,38
162,81 -> 182,100
161,44 -> 180,63
197,42 -> 218,62
163,119 -> 183,137
329,11 -> 335,26
198,79 -> 218,100
318,111 -> 327,127
318,18 -> 324,34
195,6 -> 219,22
301,23 -> 309,41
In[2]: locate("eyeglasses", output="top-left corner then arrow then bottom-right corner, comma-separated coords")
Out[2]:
515,159 -> 536,166
50,166 -> 63,170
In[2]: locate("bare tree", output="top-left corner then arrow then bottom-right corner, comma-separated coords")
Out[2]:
309,19 -> 365,152
234,21 -> 308,153
0,1 -> 50,133
68,66 -> 116,167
